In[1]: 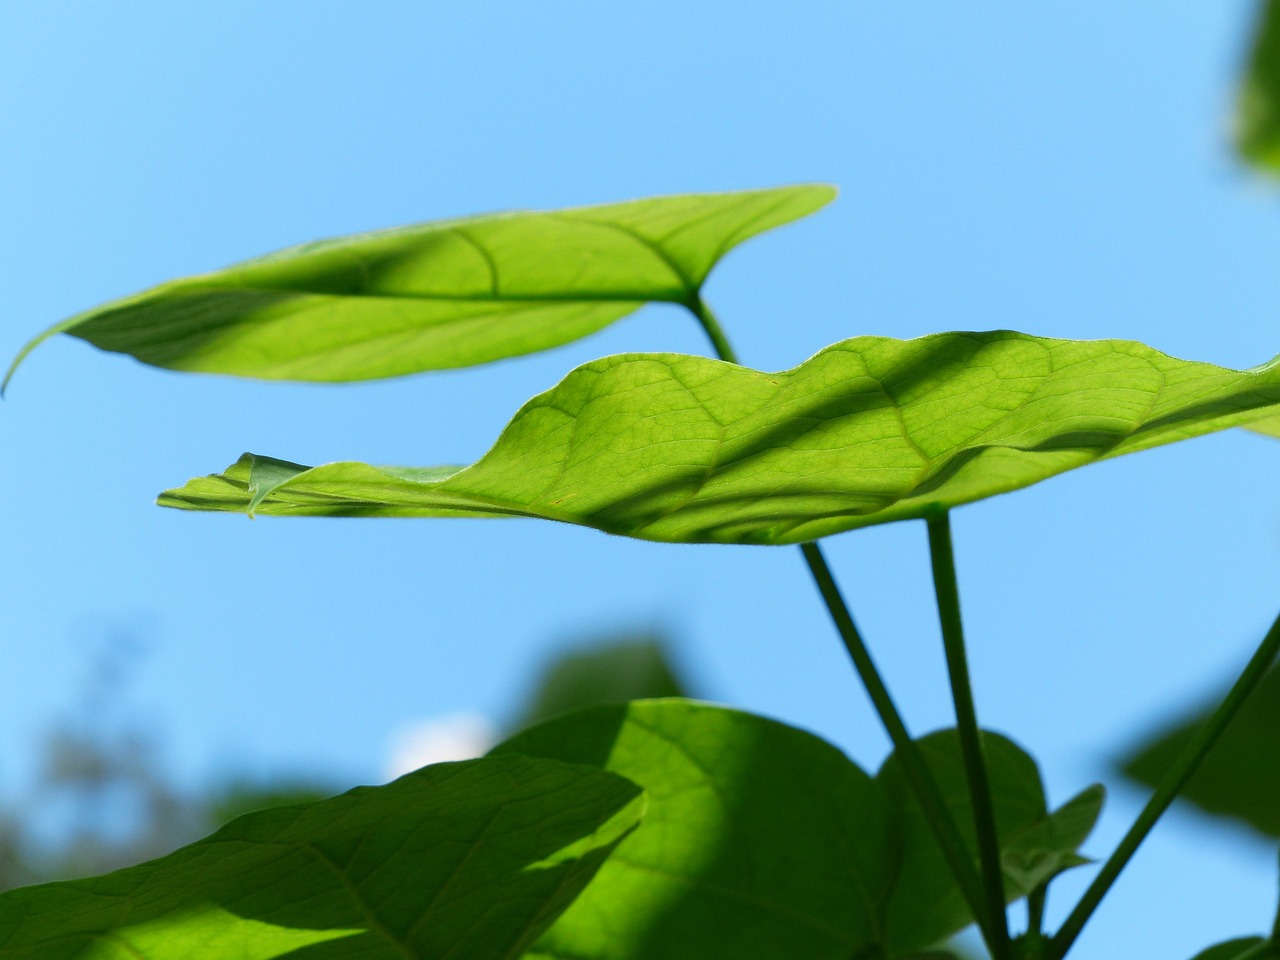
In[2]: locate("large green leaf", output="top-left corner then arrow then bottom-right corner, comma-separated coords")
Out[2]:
489,700 -> 895,960
1238,0 -> 1280,172
1119,664 -> 1280,839
5,185 -> 833,387
0,754 -> 644,960
875,730 -> 1102,956
160,331 -> 1280,544
489,701 -> 1099,960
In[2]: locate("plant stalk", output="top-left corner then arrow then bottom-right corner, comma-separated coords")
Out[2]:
926,511 -> 1012,960
688,297 -> 740,365
800,541 -> 998,953
685,297 -> 997,954
1026,886 -> 1047,946
1049,608 -> 1280,959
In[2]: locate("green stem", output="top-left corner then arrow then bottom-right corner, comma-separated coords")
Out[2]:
688,296 -> 740,364
926,511 -> 1011,960
1049,609 -> 1280,959
1025,886 -> 1047,955
682,297 -> 995,952
800,541 -> 998,953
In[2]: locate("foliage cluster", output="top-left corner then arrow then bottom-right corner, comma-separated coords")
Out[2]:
7,4 -> 1280,959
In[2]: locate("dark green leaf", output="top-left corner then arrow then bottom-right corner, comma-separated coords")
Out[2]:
160,332 -> 1280,544
490,699 -> 894,960
1119,664 -> 1280,839
1238,0 -> 1280,172
512,634 -> 693,733
0,754 -> 643,960
1189,937 -> 1275,960
876,731 -> 1100,956
200,777 -> 342,829
5,185 -> 833,388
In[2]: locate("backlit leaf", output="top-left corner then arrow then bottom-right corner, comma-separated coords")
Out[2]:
160,332 -> 1280,545
490,702 -> 1097,960
5,185 -> 833,388
490,700 -> 894,960
0,754 -> 644,960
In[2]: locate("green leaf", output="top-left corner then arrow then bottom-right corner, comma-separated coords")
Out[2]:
1238,0 -> 1280,173
876,730 -> 1100,956
490,699 -> 894,960
1000,783 -> 1104,892
0,754 -> 644,960
512,634 -> 693,733
1119,664 -> 1280,839
1189,937 -> 1275,960
5,185 -> 834,388
160,332 -> 1280,544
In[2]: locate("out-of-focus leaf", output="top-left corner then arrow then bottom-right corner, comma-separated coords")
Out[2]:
0,754 -> 643,960
1238,0 -> 1280,172
1189,937 -> 1275,960
5,185 -> 833,388
491,699 -> 893,960
1119,664 -> 1280,839
876,731 -> 1101,956
160,332 -> 1280,544
201,777 -> 341,828
512,634 -> 692,733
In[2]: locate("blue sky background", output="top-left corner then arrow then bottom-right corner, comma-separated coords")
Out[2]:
4,2 -> 1280,955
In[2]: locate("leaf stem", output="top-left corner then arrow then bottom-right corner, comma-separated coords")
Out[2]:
688,296 -> 740,365
1027,886 -> 1047,943
1049,608 -> 1280,959
683,300 -> 996,953
926,511 -> 1012,960
799,540 -> 998,953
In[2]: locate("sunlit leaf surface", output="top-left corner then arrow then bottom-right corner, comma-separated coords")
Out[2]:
492,701 -> 1099,959
492,700 -> 893,960
5,185 -> 833,387
161,332 -> 1280,544
0,755 -> 643,960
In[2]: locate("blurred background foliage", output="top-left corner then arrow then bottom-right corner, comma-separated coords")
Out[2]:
0,628 -> 694,892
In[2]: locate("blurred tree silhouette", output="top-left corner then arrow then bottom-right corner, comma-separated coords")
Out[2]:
0,628 -> 695,891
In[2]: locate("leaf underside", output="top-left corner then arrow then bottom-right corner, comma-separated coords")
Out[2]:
491,700 -> 1099,960
160,331 -> 1280,545
5,185 -> 834,388
493,700 -> 892,960
0,754 -> 643,960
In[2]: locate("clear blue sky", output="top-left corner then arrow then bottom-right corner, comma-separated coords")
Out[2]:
3,2 -> 1280,955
